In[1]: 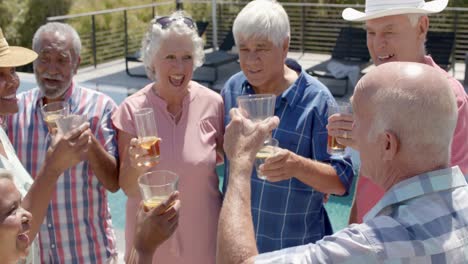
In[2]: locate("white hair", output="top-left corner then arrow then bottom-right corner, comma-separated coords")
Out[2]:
233,0 -> 290,48
407,13 -> 423,27
141,11 -> 204,81
32,22 -> 81,63
366,65 -> 457,163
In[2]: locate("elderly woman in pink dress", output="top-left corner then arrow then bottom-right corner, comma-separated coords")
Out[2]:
112,11 -> 224,263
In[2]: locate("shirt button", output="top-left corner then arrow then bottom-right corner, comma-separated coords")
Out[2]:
48,224 -> 52,228
51,244 -> 56,249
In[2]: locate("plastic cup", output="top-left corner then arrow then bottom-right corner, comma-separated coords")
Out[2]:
55,114 -> 87,135
134,108 -> 160,167
255,138 -> 279,180
327,101 -> 352,155
42,101 -> 69,134
237,94 -> 276,122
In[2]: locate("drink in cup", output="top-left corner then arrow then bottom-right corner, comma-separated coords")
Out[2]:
134,108 -> 161,167
327,101 -> 352,155
42,101 -> 69,134
255,138 -> 279,180
138,170 -> 179,210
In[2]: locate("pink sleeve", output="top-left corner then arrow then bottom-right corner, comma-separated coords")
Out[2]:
355,175 -> 385,223
111,100 -> 136,136
215,97 -> 225,164
449,78 -> 468,175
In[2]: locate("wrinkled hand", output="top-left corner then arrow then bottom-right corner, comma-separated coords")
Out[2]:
47,122 -> 91,173
224,108 -> 279,163
326,113 -> 357,150
133,192 -> 180,256
128,138 -> 159,168
260,148 -> 300,182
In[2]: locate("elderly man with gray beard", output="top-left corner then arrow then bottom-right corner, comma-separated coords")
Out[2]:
6,22 -> 119,263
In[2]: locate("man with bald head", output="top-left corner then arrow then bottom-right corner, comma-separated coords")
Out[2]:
217,62 -> 468,263
327,0 -> 468,224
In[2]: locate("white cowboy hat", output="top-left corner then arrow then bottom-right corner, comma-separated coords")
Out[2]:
342,0 -> 449,21
0,28 -> 37,68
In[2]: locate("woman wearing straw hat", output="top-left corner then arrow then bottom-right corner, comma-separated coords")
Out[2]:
0,28 -> 92,263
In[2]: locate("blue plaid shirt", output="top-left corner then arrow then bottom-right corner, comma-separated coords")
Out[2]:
221,62 -> 354,253
255,166 -> 468,263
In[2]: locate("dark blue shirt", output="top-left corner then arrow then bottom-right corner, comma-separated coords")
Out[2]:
221,61 -> 354,253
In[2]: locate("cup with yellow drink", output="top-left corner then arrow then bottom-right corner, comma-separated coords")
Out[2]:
41,101 -> 69,135
134,108 -> 161,167
138,170 -> 180,255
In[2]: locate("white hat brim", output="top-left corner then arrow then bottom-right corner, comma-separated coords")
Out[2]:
342,0 -> 448,21
0,46 -> 38,67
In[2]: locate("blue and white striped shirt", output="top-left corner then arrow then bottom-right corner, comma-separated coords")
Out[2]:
256,166 -> 468,263
221,62 -> 354,253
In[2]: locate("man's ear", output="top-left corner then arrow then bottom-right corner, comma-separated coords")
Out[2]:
282,37 -> 290,58
73,56 -> 81,75
381,130 -> 399,161
418,15 -> 429,42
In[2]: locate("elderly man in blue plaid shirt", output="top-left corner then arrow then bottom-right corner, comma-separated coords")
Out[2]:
220,0 -> 354,253
217,61 -> 468,263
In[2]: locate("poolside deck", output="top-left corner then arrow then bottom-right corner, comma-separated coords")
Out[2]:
70,51 -> 468,99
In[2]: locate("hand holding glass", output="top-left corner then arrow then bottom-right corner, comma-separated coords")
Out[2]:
42,101 -> 69,134
327,101 -> 352,155
255,138 -> 279,180
138,170 -> 180,256
134,108 -> 161,167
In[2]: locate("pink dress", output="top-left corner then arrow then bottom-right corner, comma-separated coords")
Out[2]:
112,82 -> 224,263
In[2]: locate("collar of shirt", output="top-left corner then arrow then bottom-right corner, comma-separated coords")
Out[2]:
364,166 -> 466,221
240,60 -> 307,109
36,81 -> 76,110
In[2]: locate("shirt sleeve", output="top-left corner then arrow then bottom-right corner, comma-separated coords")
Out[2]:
255,224 -> 379,263
111,99 -> 137,137
95,96 -> 118,158
311,94 -> 354,196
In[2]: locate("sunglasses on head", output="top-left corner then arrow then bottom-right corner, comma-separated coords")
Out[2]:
155,16 -> 195,29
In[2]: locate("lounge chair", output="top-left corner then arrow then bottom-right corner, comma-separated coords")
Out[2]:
193,30 -> 239,85
425,31 -> 455,71
306,27 -> 371,97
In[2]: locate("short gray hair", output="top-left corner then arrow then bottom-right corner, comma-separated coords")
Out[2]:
141,11 -> 204,81
32,22 -> 82,62
365,65 -> 457,162
233,0 -> 290,48
407,14 -> 424,27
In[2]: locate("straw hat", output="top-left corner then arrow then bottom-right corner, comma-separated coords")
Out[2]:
342,0 -> 448,21
0,28 -> 37,67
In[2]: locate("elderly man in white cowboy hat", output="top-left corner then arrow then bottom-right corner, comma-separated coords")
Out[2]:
217,61 -> 468,264
327,0 -> 468,224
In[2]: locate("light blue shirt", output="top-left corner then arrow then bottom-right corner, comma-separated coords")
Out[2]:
255,166 -> 468,263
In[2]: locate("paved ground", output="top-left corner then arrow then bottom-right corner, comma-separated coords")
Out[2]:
71,51 -> 467,100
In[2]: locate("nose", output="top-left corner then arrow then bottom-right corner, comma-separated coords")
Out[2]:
19,207 -> 32,229
245,51 -> 260,65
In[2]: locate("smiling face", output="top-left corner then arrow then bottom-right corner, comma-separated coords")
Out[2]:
366,14 -> 427,65
34,31 -> 77,100
0,67 -> 20,115
0,178 -> 32,263
237,36 -> 288,92
152,34 -> 194,94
